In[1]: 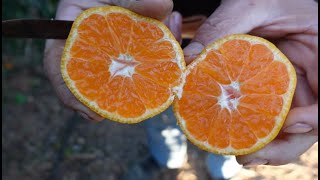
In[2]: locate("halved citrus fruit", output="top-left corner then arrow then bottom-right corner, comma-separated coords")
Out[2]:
173,34 -> 297,155
61,6 -> 186,123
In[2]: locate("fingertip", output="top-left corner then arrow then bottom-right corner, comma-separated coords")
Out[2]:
91,114 -> 105,122
242,159 -> 268,167
283,104 -> 318,133
78,111 -> 91,120
184,54 -> 199,65
116,0 -> 173,20
236,151 -> 268,167
183,42 -> 205,64
78,111 -> 104,122
236,155 -> 251,165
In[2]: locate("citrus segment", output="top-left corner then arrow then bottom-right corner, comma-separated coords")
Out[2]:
219,39 -> 251,81
66,58 -> 109,81
239,94 -> 283,115
185,101 -> 218,141
177,93 -> 217,123
70,40 -> 113,61
77,14 -> 109,43
132,21 -> 164,42
96,76 -> 123,113
174,34 -> 296,155
77,15 -> 119,58
75,77 -> 100,101
61,6 -> 185,123
237,106 -> 275,138
182,67 -> 221,96
135,61 -> 182,87
241,61 -> 290,94
132,74 -> 170,109
132,41 -> 176,62
198,51 -> 231,84
105,13 -> 134,53
238,44 -> 273,81
229,113 -> 258,149
117,77 -> 146,118
208,108 -> 231,149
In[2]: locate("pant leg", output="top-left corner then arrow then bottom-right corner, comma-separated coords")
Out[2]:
144,106 -> 187,169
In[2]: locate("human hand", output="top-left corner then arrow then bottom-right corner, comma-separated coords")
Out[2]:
183,0 -> 318,166
44,0 -> 182,121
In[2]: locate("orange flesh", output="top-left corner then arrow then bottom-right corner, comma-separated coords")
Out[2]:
178,39 -> 290,150
66,12 -> 181,118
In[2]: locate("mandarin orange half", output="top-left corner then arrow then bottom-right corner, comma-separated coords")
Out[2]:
173,34 -> 297,155
61,6 -> 186,123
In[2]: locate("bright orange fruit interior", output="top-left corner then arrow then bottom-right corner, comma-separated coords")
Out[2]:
64,8 -> 183,121
176,38 -> 292,152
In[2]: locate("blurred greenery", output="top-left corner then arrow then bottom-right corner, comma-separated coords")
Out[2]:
2,0 -> 58,19
14,93 -> 27,105
2,0 -> 59,67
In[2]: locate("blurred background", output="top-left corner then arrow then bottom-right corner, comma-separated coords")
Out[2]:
2,0 -> 318,180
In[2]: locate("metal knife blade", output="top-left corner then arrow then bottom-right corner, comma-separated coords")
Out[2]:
2,19 -> 73,39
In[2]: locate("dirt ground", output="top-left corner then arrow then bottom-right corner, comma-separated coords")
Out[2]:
2,62 -> 318,180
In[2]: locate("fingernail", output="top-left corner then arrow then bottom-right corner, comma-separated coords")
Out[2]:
243,159 -> 268,167
283,123 -> 313,133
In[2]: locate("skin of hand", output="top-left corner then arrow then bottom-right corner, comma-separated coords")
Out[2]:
183,0 -> 318,166
44,0 -> 182,122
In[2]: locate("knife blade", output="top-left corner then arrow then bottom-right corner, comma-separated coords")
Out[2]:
2,19 -> 73,39
2,16 -> 206,39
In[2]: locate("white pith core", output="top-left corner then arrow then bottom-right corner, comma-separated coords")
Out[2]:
218,81 -> 241,112
109,54 -> 139,78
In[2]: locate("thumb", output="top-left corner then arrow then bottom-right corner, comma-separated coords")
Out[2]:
282,104 -> 318,135
236,132 -> 318,166
183,0 -> 268,64
112,0 -> 173,20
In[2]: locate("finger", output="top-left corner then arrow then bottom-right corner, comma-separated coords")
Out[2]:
55,0 -> 174,21
44,40 -> 104,122
56,84 -> 104,122
237,103 -> 318,166
183,0 -> 268,64
236,133 -> 318,166
282,104 -> 318,135
55,0 -> 107,20
163,12 -> 182,44
291,74 -> 317,108
112,0 -> 173,20
276,40 -> 318,98
249,0 -> 318,39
